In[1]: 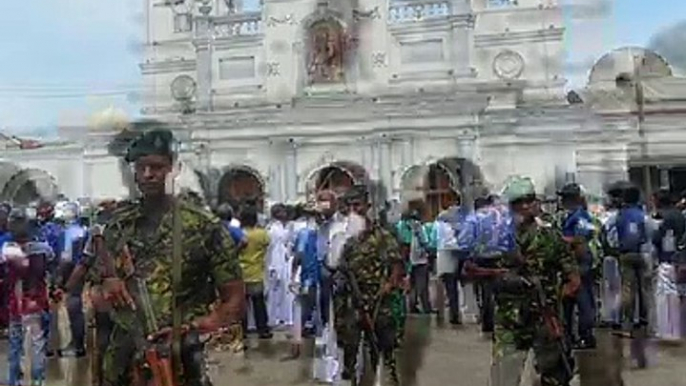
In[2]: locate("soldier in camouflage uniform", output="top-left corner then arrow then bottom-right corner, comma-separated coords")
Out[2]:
97,129 -> 245,386
334,185 -> 406,386
490,177 -> 580,386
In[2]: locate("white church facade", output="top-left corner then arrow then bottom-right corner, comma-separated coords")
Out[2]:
1,0 -> 686,218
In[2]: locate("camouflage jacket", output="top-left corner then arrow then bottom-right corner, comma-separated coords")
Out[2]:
496,221 -> 577,313
100,199 -> 242,333
339,223 -> 403,313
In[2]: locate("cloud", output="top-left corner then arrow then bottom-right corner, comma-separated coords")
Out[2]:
648,20 -> 686,74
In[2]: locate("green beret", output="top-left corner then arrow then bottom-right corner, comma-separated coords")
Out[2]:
501,176 -> 536,203
124,129 -> 177,163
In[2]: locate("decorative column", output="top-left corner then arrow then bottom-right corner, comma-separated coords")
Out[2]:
284,140 -> 298,202
400,138 -> 413,169
378,135 -> 392,201
457,134 -> 476,206
194,2 -> 214,112
266,141 -> 281,204
659,167 -> 670,190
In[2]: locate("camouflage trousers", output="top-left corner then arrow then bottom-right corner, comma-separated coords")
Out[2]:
618,253 -> 651,329
334,293 -> 403,386
102,324 -> 213,386
491,325 -> 573,386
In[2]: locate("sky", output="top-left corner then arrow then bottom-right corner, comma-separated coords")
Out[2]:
0,0 -> 682,135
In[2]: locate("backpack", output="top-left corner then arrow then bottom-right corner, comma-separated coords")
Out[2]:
616,207 -> 646,253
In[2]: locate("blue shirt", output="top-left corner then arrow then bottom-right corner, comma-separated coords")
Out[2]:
456,213 -> 477,256
561,208 -> 595,241
457,205 -> 515,258
223,221 -> 246,245
296,226 -> 320,287
616,206 -> 646,254
63,222 -> 86,263
316,220 -> 333,264
0,231 -> 11,250
562,207 -> 595,270
38,222 -> 63,257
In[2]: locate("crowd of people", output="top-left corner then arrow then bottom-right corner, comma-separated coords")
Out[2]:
1,128 -> 685,386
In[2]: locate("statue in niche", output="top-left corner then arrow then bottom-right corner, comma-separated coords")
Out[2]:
307,19 -> 345,84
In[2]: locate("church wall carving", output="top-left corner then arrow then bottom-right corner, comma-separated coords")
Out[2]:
142,0 -> 569,110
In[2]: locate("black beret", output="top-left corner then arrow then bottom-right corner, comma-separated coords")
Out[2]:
556,183 -> 581,197
124,129 -> 177,163
9,207 -> 27,220
606,180 -> 634,198
343,184 -> 369,202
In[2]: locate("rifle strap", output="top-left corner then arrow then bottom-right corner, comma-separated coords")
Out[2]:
171,197 -> 183,378
371,227 -> 390,323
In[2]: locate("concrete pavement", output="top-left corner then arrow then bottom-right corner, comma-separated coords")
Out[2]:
0,315 -> 684,385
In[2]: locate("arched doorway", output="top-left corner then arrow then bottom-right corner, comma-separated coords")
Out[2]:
308,161 -> 368,198
425,162 -> 460,220
1,168 -> 59,205
217,167 -> 265,212
400,158 -> 463,221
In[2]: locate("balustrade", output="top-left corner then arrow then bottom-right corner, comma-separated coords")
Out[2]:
211,11 -> 262,38
388,0 -> 451,24
487,0 -> 517,8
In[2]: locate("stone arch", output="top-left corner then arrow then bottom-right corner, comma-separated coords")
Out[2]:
0,162 -> 21,192
1,168 -> 60,205
588,46 -> 673,85
217,165 -> 266,212
300,8 -> 348,35
305,160 -> 369,199
400,157 -> 486,220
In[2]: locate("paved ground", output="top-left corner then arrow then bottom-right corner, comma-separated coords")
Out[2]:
0,314 -> 684,386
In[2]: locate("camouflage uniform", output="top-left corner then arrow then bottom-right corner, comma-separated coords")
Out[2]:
97,130 -> 242,386
334,223 -> 405,386
99,196 -> 241,386
491,177 -> 577,386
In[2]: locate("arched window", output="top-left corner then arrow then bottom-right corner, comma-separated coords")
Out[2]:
1,169 -> 59,205
316,166 -> 354,196
218,168 -> 265,211
424,163 -> 459,220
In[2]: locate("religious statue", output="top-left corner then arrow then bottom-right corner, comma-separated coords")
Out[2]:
307,19 -> 345,84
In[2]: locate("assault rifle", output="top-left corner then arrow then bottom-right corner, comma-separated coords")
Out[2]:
338,260 -> 382,385
340,263 -> 380,353
463,260 -> 508,279
529,277 -> 574,381
122,245 -> 178,386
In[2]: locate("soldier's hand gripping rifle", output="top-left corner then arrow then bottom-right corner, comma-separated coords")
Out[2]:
120,246 -> 178,386
338,260 -> 381,383
529,277 -> 574,381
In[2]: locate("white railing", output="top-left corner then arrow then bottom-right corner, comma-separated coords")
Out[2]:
212,11 -> 262,38
487,0 -> 517,8
388,0 -> 451,24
